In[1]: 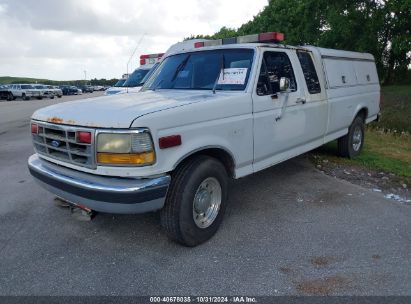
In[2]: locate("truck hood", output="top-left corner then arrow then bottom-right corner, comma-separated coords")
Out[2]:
32,90 -> 222,128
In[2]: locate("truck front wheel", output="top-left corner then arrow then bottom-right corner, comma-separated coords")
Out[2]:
161,155 -> 228,247
338,115 -> 365,158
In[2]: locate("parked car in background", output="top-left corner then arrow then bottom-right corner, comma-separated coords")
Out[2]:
60,86 -> 79,95
8,84 -> 41,100
105,53 -> 163,96
33,84 -> 54,99
49,86 -> 63,98
78,85 -> 93,93
104,78 -> 127,95
0,85 -> 12,101
92,86 -> 105,91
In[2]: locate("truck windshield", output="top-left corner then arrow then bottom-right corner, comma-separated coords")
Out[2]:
114,79 -> 126,87
142,49 -> 254,91
122,69 -> 150,87
140,63 -> 159,85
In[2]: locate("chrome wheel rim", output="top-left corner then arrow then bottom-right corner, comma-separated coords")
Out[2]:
352,126 -> 362,151
193,177 -> 222,229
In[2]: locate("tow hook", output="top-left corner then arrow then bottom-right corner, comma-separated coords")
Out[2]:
54,197 -> 97,221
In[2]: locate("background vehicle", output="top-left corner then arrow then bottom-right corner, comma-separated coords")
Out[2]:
104,78 -> 127,95
60,86 -> 79,95
78,85 -> 94,93
49,86 -> 63,98
92,86 -> 105,91
33,84 -> 54,99
104,53 -> 163,96
28,32 -> 380,247
0,85 -> 13,101
8,84 -> 39,100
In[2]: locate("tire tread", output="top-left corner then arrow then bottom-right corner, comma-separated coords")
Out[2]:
161,155 -> 211,245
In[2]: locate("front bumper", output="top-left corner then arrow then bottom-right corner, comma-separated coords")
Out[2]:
28,154 -> 170,214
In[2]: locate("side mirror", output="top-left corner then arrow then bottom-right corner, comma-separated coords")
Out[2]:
279,77 -> 290,92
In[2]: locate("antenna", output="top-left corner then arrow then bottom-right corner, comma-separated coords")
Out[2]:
126,33 -> 146,77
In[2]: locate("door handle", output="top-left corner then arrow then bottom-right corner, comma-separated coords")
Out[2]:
296,98 -> 306,104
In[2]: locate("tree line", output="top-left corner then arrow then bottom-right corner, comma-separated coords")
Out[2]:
189,0 -> 410,84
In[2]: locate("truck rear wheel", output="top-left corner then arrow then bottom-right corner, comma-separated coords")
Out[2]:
161,155 -> 228,247
338,115 -> 365,158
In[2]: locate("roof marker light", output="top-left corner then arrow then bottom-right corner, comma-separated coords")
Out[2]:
140,53 -> 164,65
222,37 -> 237,45
258,32 -> 284,43
195,32 -> 285,48
237,34 -> 259,44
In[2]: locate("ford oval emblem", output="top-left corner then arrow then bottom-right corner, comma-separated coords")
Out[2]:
51,140 -> 60,148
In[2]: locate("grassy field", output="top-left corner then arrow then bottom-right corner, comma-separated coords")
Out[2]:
315,84 -> 411,179
0,76 -> 118,87
378,85 -> 411,133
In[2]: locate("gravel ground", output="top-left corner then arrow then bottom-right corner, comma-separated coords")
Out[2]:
310,154 -> 410,204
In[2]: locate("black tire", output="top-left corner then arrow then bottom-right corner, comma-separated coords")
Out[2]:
57,95 -> 62,98
7,93 -> 13,101
161,155 -> 228,247
338,115 -> 365,158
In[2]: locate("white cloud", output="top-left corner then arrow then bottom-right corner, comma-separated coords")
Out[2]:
0,0 -> 267,80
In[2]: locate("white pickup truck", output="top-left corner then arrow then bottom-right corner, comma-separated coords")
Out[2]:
28,32 -> 380,246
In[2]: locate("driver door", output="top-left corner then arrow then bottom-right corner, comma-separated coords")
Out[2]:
252,48 -> 324,172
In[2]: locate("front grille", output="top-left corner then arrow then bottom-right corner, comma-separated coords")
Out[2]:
32,122 -> 96,169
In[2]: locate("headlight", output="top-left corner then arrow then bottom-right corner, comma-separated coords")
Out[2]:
96,131 -> 155,166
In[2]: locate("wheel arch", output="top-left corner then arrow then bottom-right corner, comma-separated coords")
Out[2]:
172,146 -> 236,178
354,107 -> 368,122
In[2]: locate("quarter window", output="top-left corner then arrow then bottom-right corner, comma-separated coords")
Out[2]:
297,51 -> 321,94
257,52 -> 297,96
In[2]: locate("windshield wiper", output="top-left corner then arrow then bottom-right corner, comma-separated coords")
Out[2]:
212,54 -> 225,94
171,55 -> 190,83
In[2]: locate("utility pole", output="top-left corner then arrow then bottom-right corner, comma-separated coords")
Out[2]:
84,70 -> 87,85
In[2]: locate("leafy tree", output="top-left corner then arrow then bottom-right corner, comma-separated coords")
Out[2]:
189,0 -> 411,84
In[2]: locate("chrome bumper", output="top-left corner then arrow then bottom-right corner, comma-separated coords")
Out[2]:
28,154 -> 170,214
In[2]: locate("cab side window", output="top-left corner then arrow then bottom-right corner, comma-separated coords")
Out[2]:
297,51 -> 321,94
257,51 -> 297,96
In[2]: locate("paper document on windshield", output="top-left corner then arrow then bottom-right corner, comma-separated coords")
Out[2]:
217,68 -> 248,85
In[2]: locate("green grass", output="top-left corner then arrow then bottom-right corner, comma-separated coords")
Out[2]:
315,84 -> 411,178
316,131 -> 411,177
377,85 -> 411,133
0,76 -> 71,85
0,76 -> 119,87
